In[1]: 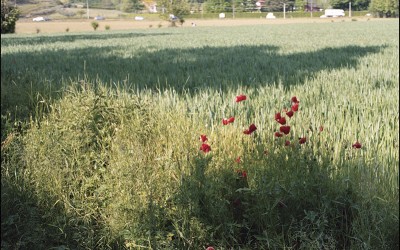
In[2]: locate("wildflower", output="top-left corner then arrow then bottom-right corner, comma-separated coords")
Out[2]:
235,157 -> 241,163
277,117 -> 286,125
275,112 -> 282,121
280,125 -> 290,135
285,140 -> 291,146
319,126 -> 324,132
206,247 -> 215,250
223,117 -> 235,125
233,198 -> 241,206
200,134 -> 208,142
291,96 -> 299,103
236,169 -> 247,178
244,124 -> 257,135
236,94 -> 247,102
275,132 -> 283,137
352,141 -> 362,149
291,103 -> 299,112
286,110 -> 294,118
200,143 -> 211,153
299,137 -> 307,144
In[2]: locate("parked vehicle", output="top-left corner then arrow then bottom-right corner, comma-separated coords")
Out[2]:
321,9 -> 345,18
33,17 -> 49,22
94,16 -> 105,20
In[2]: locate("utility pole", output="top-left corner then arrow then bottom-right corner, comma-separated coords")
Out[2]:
283,3 -> 286,19
310,0 -> 313,18
86,0 -> 89,19
349,2 -> 352,17
232,0 -> 235,19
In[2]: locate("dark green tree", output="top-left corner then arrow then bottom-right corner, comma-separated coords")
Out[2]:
1,0 -> 19,34
158,0 -> 190,17
369,0 -> 398,17
330,0 -> 371,10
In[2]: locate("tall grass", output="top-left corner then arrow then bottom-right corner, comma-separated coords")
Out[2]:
1,20 -> 399,249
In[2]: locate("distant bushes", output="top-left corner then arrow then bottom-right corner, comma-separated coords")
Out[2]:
1,0 -> 20,34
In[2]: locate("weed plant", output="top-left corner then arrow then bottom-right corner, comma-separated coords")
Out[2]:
1,20 -> 399,249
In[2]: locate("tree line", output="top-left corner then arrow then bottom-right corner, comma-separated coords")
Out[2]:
62,0 -> 397,16
1,0 -> 398,34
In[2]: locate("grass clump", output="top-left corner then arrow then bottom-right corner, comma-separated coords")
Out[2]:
2,81 -> 398,249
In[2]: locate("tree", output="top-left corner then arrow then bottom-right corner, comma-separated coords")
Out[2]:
330,0 -> 371,10
369,0 -> 398,17
1,0 -> 19,34
120,0 -> 144,12
158,0 -> 190,17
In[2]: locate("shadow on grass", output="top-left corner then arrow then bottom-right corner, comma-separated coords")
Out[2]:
1,41 -> 384,132
0,31 -> 171,46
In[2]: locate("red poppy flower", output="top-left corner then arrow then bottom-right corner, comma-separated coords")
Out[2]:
275,132 -> 283,137
206,247 -> 215,250
236,94 -> 247,102
249,124 -> 257,132
236,169 -> 247,178
200,134 -> 208,142
227,117 -> 235,123
285,140 -> 291,146
291,96 -> 299,103
286,110 -> 294,118
280,125 -> 291,135
319,126 -> 324,132
235,157 -> 241,163
299,137 -> 306,144
200,143 -> 211,153
352,141 -> 362,149
291,103 -> 299,112
244,124 -> 257,135
275,112 -> 282,121
277,117 -> 286,125
222,118 -> 229,125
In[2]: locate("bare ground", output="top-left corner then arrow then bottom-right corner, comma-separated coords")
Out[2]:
15,17 -> 379,34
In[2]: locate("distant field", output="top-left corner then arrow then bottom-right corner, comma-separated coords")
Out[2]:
15,16 -> 379,34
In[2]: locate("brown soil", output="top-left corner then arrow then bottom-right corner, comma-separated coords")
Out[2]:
15,17 -> 378,34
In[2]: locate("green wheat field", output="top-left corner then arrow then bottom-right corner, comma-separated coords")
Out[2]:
1,19 -> 399,249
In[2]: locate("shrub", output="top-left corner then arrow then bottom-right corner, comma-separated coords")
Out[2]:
91,21 -> 99,31
105,25 -> 110,30
1,0 -> 20,34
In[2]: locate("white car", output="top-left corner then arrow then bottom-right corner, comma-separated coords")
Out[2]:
266,13 -> 276,19
33,17 -> 49,22
94,16 -> 105,20
134,16 -> 144,21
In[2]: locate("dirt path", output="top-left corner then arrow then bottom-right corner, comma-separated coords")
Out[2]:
15,17 -> 377,34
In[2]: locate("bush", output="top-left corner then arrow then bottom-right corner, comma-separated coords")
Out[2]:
1,0 -> 20,34
91,21 -> 99,31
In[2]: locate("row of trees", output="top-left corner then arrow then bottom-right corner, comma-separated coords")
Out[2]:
1,0 -> 397,34
65,0 -> 396,15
